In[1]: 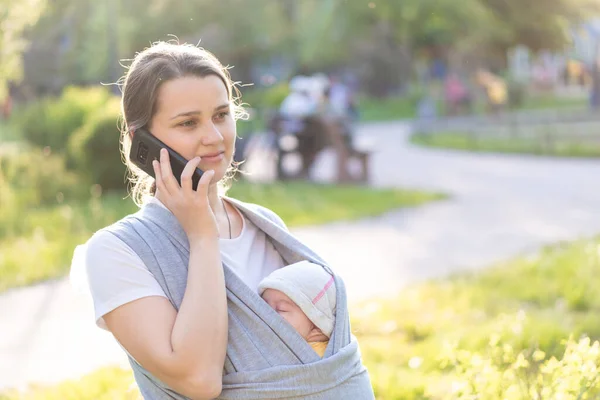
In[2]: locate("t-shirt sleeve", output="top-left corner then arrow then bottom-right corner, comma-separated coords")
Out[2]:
81,230 -> 168,330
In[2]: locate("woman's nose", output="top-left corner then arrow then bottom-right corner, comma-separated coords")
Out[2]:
200,123 -> 224,145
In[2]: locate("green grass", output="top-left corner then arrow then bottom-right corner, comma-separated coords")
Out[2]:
0,367 -> 140,400
519,95 -> 587,111
228,181 -> 444,227
357,96 -> 418,122
241,90 -> 587,128
354,238 -> 600,398
467,95 -> 588,115
411,131 -> 600,158
0,193 -> 138,292
357,93 -> 588,123
5,235 -> 600,399
0,182 -> 443,292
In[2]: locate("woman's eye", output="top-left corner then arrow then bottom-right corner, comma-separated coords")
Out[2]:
179,120 -> 196,127
214,111 -> 230,121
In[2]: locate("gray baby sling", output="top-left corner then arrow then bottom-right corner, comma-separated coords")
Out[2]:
106,198 -> 374,399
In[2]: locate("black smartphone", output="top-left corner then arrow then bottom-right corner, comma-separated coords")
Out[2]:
129,128 -> 204,188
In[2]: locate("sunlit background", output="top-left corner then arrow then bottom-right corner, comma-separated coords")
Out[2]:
3,0 -> 600,398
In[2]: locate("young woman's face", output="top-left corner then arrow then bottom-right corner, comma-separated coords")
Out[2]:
149,75 -> 236,182
262,289 -> 314,340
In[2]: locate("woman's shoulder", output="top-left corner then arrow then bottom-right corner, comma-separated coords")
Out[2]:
84,223 -> 141,266
71,218 -> 167,329
70,219 -> 148,296
82,207 -> 147,260
96,205 -> 149,237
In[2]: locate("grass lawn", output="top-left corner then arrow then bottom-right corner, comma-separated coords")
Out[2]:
469,95 -> 588,115
0,367 -> 140,400
357,93 -> 588,123
4,235 -> 600,399
0,181 -> 443,293
228,181 -> 445,227
357,96 -> 418,122
519,95 -> 587,111
356,237 -> 600,398
411,131 -> 600,158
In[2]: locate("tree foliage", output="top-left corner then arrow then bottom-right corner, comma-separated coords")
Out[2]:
0,0 -> 46,100
5,0 -> 600,98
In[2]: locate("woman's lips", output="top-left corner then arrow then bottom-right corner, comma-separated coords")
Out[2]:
201,152 -> 224,162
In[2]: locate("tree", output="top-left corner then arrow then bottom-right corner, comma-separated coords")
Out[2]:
13,0 -> 600,100
479,0 -> 600,54
0,0 -> 47,100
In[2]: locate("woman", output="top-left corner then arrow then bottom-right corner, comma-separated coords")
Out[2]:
73,41 -> 374,399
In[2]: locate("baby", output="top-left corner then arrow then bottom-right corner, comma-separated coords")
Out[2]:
258,260 -> 337,357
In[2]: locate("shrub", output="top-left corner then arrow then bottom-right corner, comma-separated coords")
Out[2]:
441,313 -> 600,399
67,97 -> 126,191
0,147 -> 85,237
12,86 -> 112,152
507,80 -> 527,109
261,83 -> 290,108
0,147 -> 83,208
242,83 -> 290,109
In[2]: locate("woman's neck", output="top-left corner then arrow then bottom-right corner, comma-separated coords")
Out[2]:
206,182 -> 221,213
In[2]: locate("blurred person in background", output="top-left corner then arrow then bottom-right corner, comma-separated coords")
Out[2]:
444,72 -> 471,116
279,75 -> 320,119
277,73 -> 354,181
476,68 -> 508,115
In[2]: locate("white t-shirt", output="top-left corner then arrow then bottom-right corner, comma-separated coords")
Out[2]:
71,197 -> 285,330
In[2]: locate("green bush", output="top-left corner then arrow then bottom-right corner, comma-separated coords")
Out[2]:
262,83 -> 290,108
0,147 -> 85,237
242,83 -> 290,109
0,147 -> 83,207
67,97 -> 127,191
357,95 -> 419,121
507,80 -> 527,109
12,86 -> 112,152
442,321 -> 600,399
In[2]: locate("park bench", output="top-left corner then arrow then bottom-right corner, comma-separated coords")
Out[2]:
267,111 -> 371,183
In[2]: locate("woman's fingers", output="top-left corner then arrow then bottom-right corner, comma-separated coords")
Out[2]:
181,156 -> 201,192
152,159 -> 169,196
155,149 -> 215,210
159,148 -> 180,193
195,169 -> 215,199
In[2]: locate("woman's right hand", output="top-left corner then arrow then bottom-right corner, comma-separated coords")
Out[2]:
153,148 -> 218,241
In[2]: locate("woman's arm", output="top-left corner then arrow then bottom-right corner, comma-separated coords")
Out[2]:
105,152 -> 227,399
104,236 -> 227,400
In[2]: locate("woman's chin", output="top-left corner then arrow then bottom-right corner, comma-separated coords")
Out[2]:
206,166 -> 228,184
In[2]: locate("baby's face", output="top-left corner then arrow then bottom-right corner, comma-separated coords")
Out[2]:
261,289 -> 314,340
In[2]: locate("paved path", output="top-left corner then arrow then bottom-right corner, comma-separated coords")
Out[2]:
3,120 -> 600,390
293,122 -> 600,298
